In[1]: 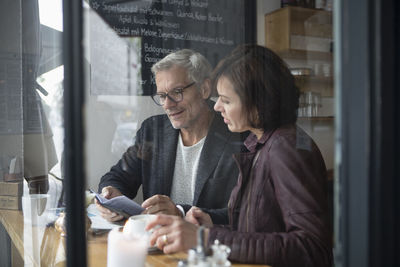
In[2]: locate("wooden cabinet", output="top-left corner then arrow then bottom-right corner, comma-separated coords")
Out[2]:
265,6 -> 332,60
265,6 -> 334,103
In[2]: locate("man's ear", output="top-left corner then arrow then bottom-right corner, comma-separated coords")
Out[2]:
201,79 -> 212,99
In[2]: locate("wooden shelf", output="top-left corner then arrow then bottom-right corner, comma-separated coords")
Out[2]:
298,116 -> 334,120
266,6 -> 335,99
297,117 -> 334,125
265,6 -> 333,61
294,75 -> 334,97
297,117 -> 334,130
294,75 -> 333,83
277,49 -> 333,62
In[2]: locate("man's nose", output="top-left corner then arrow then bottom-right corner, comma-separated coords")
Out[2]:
163,95 -> 177,109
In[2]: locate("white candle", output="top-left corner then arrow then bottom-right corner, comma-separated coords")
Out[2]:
107,228 -> 148,267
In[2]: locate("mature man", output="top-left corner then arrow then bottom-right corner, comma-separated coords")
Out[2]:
97,49 -> 245,224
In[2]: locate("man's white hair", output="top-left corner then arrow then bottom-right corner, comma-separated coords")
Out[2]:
151,49 -> 212,86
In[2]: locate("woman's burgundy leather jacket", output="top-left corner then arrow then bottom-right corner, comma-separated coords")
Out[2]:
208,125 -> 333,267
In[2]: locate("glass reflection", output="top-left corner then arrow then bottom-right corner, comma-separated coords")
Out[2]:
0,0 -> 65,265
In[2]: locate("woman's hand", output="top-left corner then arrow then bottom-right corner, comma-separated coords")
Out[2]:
146,214 -> 199,254
185,206 -> 213,228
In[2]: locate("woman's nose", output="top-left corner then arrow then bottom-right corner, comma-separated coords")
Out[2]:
214,98 -> 222,112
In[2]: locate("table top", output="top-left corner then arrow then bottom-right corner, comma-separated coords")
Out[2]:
0,209 -> 269,267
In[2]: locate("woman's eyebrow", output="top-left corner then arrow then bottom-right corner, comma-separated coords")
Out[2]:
219,94 -> 230,100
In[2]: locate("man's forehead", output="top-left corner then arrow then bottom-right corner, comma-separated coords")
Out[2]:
155,67 -> 190,91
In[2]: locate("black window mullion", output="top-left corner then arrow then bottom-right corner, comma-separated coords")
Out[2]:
63,0 -> 86,266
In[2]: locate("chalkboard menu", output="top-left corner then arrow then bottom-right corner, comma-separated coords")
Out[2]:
90,0 -> 255,95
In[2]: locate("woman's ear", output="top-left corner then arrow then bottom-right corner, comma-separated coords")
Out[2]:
200,79 -> 212,99
249,107 -> 260,127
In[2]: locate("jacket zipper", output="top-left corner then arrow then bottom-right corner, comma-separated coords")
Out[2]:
246,150 -> 261,232
246,175 -> 253,232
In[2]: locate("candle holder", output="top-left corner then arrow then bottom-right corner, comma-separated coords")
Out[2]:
107,227 -> 148,267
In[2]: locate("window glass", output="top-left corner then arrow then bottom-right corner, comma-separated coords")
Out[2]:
83,0 -> 252,265
0,0 -> 65,265
0,0 -> 336,266
82,1 -> 335,266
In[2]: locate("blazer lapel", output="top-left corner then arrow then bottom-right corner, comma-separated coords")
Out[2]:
161,119 -> 179,196
192,113 -> 231,205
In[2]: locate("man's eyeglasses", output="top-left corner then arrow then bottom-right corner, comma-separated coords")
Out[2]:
151,82 -> 195,106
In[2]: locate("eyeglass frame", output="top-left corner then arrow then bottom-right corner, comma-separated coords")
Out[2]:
151,82 -> 196,106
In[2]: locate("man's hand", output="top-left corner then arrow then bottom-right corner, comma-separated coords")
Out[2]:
95,186 -> 124,222
101,186 -> 122,199
185,206 -> 213,227
141,195 -> 182,216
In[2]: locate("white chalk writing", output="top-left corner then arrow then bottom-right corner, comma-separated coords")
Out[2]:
151,19 -> 180,29
144,43 -> 178,56
191,0 -> 208,8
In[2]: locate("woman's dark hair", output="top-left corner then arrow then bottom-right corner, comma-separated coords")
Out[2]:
212,44 -> 299,131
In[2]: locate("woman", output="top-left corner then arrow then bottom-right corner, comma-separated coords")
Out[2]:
146,45 -> 333,266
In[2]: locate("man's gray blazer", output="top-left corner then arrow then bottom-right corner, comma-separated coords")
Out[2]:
99,110 -> 247,224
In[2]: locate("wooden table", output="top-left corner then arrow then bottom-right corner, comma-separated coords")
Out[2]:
0,209 -> 269,267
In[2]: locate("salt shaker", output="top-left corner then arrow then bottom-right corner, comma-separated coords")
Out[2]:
177,230 -> 232,267
211,240 -> 231,267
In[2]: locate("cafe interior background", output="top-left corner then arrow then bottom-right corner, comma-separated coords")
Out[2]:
0,0 -> 398,266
